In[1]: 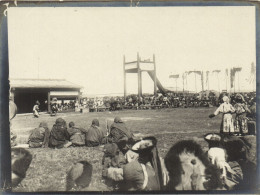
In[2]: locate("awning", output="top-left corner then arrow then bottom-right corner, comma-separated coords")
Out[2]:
50,91 -> 79,97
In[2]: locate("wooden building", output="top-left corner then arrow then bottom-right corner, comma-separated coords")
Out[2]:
10,79 -> 82,113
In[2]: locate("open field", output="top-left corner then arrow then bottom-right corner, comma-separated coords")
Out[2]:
11,108 -> 256,192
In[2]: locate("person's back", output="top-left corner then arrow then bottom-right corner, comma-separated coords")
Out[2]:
49,118 -> 70,148
109,117 -> 133,144
86,119 -> 105,147
67,122 -> 87,146
28,122 -> 50,148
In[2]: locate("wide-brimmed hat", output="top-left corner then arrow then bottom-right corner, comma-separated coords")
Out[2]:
131,136 -> 157,154
204,133 -> 222,148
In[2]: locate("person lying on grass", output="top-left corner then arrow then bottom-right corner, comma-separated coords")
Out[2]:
28,121 -> 50,148
67,121 -> 88,147
49,118 -> 72,149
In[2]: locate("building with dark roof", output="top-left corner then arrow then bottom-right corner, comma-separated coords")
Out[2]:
10,78 -> 82,113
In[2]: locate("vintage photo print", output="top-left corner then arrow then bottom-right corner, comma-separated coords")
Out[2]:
0,0 -> 259,193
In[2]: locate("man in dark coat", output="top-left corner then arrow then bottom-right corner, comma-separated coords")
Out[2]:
86,119 -> 106,147
108,117 -> 134,144
67,121 -> 87,146
28,122 -> 50,148
49,118 -> 71,149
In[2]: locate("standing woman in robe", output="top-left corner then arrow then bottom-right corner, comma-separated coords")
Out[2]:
233,94 -> 251,136
209,96 -> 235,135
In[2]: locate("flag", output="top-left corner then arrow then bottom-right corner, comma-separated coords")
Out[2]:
169,74 -> 179,79
230,67 -> 241,88
230,68 -> 235,88
212,70 -> 221,73
205,71 -> 209,86
233,67 -> 242,72
187,71 -> 201,75
249,63 -> 256,84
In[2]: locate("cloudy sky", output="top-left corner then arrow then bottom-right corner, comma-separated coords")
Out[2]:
8,6 -> 256,95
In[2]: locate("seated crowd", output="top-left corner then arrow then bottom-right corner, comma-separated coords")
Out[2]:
21,117 -> 257,192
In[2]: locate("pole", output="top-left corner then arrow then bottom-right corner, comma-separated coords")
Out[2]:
123,55 -> 126,100
208,72 -> 210,91
230,68 -> 232,95
175,78 -> 177,92
48,91 -> 51,113
186,73 -> 188,92
238,71 -> 240,92
234,72 -> 236,93
137,52 -> 141,98
201,71 -> 204,92
182,73 -> 184,92
195,73 -> 197,93
153,54 -> 157,96
226,70 -> 228,91
217,73 -> 220,93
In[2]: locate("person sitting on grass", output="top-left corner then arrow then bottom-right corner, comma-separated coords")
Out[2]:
28,122 -> 50,148
67,121 -> 87,147
107,117 -> 135,151
49,118 -> 71,149
85,119 -> 106,147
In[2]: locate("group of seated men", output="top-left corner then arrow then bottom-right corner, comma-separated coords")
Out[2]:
13,116 -> 257,192
27,117 -> 133,149
65,131 -> 257,191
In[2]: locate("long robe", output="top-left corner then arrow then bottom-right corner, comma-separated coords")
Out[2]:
86,125 -> 105,146
233,103 -> 249,134
67,126 -> 87,146
28,126 -> 50,148
109,122 -> 133,143
49,124 -> 70,148
214,102 -> 235,134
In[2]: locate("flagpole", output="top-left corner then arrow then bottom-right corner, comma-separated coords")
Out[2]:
234,72 -> 236,93
217,73 -> 220,93
195,73 -> 197,93
182,73 -> 184,92
208,72 -> 210,91
238,71 -> 240,92
226,69 -> 228,91
176,78 -> 177,92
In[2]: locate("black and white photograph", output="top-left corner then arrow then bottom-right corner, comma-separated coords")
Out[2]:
0,0 -> 258,193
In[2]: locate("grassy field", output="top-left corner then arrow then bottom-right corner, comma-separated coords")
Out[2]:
11,107 -> 256,192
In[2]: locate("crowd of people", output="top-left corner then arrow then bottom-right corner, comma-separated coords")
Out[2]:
84,91 -> 256,111
11,116 -> 257,191
9,91 -> 257,192
31,92 -> 256,117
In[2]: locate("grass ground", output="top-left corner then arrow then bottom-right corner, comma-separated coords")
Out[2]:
11,107 -> 256,192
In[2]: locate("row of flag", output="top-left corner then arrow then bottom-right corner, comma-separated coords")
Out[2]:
169,63 -> 256,90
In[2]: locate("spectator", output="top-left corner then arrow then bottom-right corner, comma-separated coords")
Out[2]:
49,118 -> 71,149
67,121 -> 87,146
86,119 -> 106,147
28,122 -> 50,148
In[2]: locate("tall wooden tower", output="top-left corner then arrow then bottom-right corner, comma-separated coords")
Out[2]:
123,53 -> 157,100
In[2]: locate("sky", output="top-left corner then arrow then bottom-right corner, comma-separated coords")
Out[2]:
8,6 -> 256,95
